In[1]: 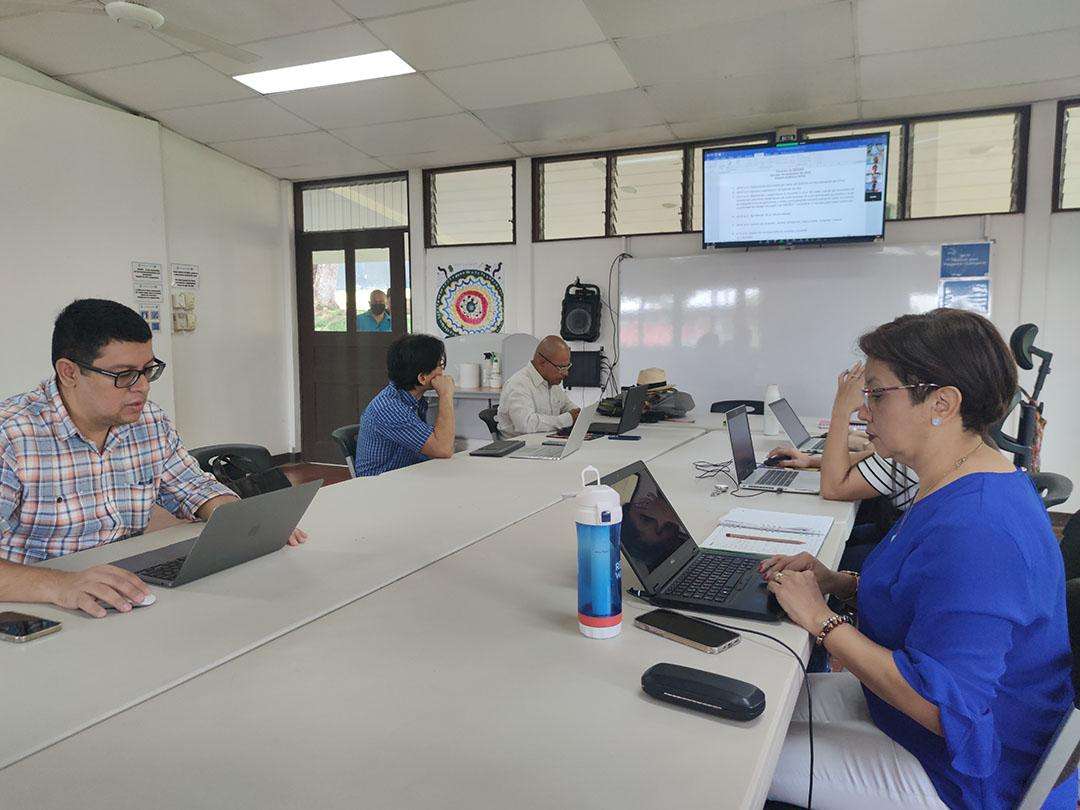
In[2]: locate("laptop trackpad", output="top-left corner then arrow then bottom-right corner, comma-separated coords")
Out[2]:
113,537 -> 198,573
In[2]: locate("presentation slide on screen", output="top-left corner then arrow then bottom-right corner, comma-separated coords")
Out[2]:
703,135 -> 887,245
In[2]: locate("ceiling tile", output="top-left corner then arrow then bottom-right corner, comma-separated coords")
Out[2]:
154,98 -> 317,143
212,131 -> 369,170
269,73 -> 460,129
476,89 -> 664,143
195,23 -> 384,75
584,0 -> 831,40
333,113 -> 503,156
668,102 -> 859,140
615,2 -> 852,85
334,0 -> 453,19
63,55 -> 255,112
860,78 -> 1080,121
0,10 -> 181,75
513,124 -> 677,157
271,157 -> 395,181
860,29 -> 1080,101
645,61 -> 856,124
147,0 -> 352,49
429,43 -> 635,109
366,0 -> 605,71
378,143 -> 520,170
858,0 -> 1080,56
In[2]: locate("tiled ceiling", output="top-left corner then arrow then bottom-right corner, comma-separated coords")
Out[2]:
1,0 -> 1079,180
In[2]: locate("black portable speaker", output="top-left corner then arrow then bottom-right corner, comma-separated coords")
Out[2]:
641,663 -> 766,721
560,280 -> 602,342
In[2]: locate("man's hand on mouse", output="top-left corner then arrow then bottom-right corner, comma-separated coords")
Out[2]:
47,565 -> 152,618
765,445 -> 817,469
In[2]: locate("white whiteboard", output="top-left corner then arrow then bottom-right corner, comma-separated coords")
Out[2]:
617,244 -> 948,419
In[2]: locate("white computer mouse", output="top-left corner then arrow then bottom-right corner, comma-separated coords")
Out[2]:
101,592 -> 156,612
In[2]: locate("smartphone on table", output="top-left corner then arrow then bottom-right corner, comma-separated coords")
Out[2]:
0,611 -> 62,643
634,609 -> 740,654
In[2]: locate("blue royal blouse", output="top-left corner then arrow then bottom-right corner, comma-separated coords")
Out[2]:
858,469 -> 1076,809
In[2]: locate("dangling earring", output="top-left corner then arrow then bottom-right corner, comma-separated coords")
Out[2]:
931,418 -> 942,426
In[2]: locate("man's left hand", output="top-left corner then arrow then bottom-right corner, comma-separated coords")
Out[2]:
287,528 -> 309,547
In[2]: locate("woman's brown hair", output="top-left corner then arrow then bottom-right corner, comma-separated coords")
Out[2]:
858,308 -> 1018,434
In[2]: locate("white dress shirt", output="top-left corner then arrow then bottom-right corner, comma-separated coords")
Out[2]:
496,363 -> 575,437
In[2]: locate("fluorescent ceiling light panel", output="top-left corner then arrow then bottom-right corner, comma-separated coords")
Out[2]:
235,51 -> 415,94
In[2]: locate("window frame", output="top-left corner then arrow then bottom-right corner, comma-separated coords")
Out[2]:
531,134 -> 774,243
1052,97 -> 1080,213
294,170 -> 410,235
422,160 -> 517,249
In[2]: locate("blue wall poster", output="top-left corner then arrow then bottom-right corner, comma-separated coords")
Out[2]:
940,242 -> 991,278
940,279 -> 991,315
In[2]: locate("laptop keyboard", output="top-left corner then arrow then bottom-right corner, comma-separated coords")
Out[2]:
756,468 -> 798,488
520,445 -> 563,458
667,554 -> 756,603
137,556 -> 186,582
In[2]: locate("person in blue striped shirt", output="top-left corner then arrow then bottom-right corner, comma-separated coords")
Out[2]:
355,334 -> 455,476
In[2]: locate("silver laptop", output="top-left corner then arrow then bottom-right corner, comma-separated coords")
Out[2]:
510,402 -> 599,460
769,397 -> 826,454
113,480 -> 320,587
726,406 -> 820,494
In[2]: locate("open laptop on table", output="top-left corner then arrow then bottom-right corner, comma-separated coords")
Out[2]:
113,480 -> 320,587
509,401 -> 598,460
555,384 -> 648,437
601,461 -> 780,621
727,405 -> 820,494
768,397 -> 826,454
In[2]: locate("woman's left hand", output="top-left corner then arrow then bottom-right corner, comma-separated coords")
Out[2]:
767,569 -> 833,633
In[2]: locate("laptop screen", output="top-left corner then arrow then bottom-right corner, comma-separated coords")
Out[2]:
726,407 -> 758,483
769,398 -> 811,445
604,464 -> 695,576
619,385 -> 647,431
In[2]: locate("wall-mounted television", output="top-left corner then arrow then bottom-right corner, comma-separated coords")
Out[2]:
702,132 -> 889,249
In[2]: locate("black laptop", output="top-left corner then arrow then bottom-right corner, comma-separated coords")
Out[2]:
601,461 -> 781,622
556,384 -> 648,437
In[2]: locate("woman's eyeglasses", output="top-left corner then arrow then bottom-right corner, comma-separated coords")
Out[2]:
74,359 -> 167,389
861,382 -> 939,409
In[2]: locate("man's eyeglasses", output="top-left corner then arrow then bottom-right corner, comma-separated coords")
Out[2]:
75,359 -> 167,389
538,351 -> 572,372
861,382 -> 939,409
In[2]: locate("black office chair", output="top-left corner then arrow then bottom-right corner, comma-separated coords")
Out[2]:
1060,513 -> 1080,582
330,423 -> 360,478
478,407 -> 500,440
711,399 -> 764,415
189,443 -> 273,475
1031,472 -> 1074,510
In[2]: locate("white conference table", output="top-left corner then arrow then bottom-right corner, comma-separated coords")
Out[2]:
0,430 -> 856,810
0,426 -> 702,773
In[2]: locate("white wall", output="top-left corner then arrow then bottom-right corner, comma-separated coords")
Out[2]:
0,73 -> 294,455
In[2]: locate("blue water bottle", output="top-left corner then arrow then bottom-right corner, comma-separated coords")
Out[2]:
575,466 -> 623,639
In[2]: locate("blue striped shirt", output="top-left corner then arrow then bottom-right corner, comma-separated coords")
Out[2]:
355,384 -> 433,476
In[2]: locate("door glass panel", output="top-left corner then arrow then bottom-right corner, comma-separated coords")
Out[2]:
312,250 -> 346,332
403,233 -> 412,333
355,247 -> 392,332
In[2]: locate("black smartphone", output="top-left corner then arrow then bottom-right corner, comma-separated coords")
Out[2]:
0,611 -> 62,643
633,609 -> 740,654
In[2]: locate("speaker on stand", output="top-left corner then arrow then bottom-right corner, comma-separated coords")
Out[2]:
559,278 -> 602,342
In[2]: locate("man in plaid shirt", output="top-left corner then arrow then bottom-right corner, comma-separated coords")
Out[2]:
0,299 -> 308,618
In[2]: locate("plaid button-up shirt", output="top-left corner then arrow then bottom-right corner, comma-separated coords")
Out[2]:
0,378 -> 233,564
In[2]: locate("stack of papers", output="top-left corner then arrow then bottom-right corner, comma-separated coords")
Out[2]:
701,508 -> 834,558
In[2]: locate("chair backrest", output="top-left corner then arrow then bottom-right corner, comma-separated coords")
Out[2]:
478,407 -> 500,440
1017,575 -> 1080,808
189,444 -> 273,475
330,424 -> 360,477
710,399 -> 764,415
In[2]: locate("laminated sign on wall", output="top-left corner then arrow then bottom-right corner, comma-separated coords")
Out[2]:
938,242 -> 991,315
132,262 -> 164,331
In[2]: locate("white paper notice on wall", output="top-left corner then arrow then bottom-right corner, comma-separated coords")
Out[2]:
133,282 -> 164,304
132,261 -> 163,284
170,263 -> 199,290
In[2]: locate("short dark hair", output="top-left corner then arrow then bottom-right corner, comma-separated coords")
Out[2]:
858,308 -> 1017,434
387,334 -> 445,390
52,299 -> 152,368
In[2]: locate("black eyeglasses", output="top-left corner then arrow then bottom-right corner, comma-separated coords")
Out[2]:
538,351 -> 572,372
74,359 -> 167,389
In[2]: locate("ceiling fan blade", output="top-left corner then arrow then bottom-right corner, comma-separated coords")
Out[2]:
0,2 -> 103,13
157,21 -> 260,64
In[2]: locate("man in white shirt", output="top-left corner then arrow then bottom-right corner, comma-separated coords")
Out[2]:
496,336 -> 580,437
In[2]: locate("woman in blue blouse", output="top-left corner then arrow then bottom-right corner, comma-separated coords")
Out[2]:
763,309 -> 1075,809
